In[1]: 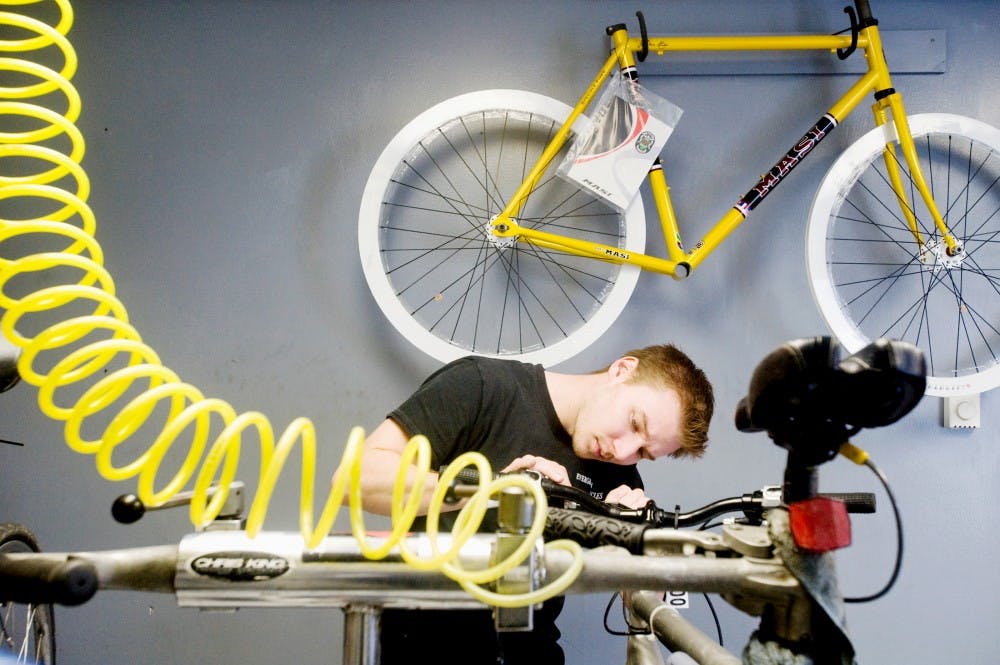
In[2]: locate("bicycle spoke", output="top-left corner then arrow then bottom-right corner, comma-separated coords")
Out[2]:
515,244 -> 606,317
399,152 -> 485,232
944,268 -> 1000,373
855,164 -> 935,240
438,121 -> 505,216
397,229 -> 617,356
511,113 -> 559,221
431,249 -> 551,352
385,181 -> 491,218
385,229 -> 482,289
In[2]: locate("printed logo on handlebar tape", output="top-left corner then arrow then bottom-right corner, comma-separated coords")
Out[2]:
191,551 -> 291,582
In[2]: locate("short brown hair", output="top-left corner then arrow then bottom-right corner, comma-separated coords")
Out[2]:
608,344 -> 714,459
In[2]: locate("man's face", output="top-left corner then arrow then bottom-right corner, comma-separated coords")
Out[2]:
571,375 -> 683,465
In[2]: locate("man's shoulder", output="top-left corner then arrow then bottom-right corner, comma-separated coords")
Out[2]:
416,356 -> 533,397
436,356 -> 538,381
457,355 -> 535,370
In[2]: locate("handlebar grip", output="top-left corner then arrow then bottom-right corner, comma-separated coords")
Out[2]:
545,508 -> 648,554
448,466 -> 486,486
822,492 -> 876,514
0,555 -> 98,606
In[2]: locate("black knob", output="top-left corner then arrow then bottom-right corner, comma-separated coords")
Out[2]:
111,494 -> 145,524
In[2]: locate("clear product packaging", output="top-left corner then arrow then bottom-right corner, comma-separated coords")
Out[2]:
558,70 -> 683,211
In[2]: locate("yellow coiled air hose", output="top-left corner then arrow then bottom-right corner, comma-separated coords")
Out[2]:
0,0 -> 582,608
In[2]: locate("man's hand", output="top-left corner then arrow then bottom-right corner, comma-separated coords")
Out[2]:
501,454 -> 570,486
605,484 -> 651,509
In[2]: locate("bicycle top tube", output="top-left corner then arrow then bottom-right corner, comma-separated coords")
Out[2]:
614,0 -> 879,56
635,33 -> 862,54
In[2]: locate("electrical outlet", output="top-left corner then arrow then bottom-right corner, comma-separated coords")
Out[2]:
943,394 -> 980,429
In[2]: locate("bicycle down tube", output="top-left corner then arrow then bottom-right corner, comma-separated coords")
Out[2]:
490,3 -> 956,278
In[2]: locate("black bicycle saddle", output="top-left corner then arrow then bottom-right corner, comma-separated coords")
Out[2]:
735,337 -> 926,463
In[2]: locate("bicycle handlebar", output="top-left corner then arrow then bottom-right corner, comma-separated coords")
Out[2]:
0,554 -> 98,605
446,467 -> 875,529
584,486 -> 874,527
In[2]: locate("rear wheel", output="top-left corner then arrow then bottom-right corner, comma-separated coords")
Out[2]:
358,90 -> 645,366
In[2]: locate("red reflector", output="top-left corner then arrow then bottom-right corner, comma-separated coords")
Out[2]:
788,497 -> 852,552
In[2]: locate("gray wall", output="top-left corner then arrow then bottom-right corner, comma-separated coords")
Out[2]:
1,1 -> 998,663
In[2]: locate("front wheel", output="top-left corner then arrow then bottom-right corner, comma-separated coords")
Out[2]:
807,113 -> 1000,396
0,523 -> 56,665
358,90 -> 645,367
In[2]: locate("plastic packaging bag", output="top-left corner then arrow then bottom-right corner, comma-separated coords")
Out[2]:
558,70 -> 683,211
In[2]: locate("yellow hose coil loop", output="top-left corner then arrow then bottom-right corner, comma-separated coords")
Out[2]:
0,0 -> 583,607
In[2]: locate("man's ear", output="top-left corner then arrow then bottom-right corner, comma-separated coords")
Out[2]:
609,355 -> 639,381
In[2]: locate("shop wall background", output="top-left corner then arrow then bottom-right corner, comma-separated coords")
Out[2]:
1,1 -> 997,663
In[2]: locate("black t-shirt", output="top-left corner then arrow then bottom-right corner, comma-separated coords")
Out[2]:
389,356 -> 643,500
380,357 -> 645,665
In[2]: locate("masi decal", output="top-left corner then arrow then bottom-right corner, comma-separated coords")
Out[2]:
191,551 -> 290,582
734,114 -> 837,216
601,247 -> 631,260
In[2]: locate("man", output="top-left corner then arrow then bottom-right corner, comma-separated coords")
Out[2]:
350,343 -> 713,665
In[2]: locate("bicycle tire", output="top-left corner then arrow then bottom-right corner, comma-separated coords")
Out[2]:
358,90 -> 645,366
807,113 -> 1000,396
0,523 -> 56,665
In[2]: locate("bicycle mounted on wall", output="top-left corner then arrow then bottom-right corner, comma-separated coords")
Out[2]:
2,336 -> 926,665
358,0 -> 1000,396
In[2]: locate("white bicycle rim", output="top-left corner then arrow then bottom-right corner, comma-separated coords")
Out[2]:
807,113 -> 1000,396
358,90 -> 645,366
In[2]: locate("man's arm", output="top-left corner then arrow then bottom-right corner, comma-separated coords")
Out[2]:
337,421 -> 652,514
334,418 -> 448,516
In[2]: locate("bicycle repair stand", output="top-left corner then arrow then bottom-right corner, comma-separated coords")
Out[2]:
130,481 -> 543,665
341,485 -> 543,665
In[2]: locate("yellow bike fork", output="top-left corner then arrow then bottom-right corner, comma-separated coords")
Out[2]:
874,95 -> 960,256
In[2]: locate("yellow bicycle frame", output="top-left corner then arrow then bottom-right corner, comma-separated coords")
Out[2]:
489,14 -> 956,279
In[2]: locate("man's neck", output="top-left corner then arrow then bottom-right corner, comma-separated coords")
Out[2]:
544,370 -> 604,436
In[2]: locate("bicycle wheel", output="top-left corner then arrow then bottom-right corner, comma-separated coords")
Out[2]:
358,90 -> 645,366
807,113 -> 1000,396
0,523 -> 56,665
